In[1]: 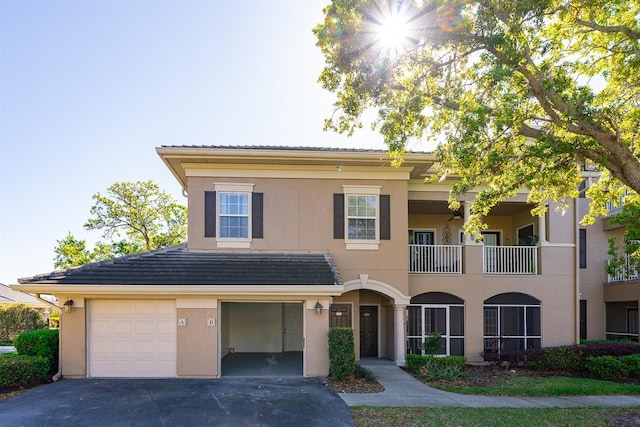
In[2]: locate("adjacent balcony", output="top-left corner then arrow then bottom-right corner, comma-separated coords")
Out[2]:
409,244 -> 538,275
607,255 -> 639,283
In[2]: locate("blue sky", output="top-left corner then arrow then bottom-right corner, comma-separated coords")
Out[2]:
0,0 -> 402,284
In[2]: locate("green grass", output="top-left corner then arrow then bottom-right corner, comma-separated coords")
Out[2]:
351,406 -> 640,427
435,375 -> 640,396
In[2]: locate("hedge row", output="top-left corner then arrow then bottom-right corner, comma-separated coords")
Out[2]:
406,354 -> 467,373
0,354 -> 49,387
14,328 -> 59,375
0,328 -> 59,387
486,342 -> 640,374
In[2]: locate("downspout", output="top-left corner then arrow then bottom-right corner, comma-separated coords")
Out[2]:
574,199 -> 581,344
35,294 -> 63,382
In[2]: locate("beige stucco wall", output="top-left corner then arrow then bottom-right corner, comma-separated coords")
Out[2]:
410,244 -> 578,362
60,308 -> 86,377
186,176 -> 410,296
176,308 -> 217,378
305,301 -> 329,377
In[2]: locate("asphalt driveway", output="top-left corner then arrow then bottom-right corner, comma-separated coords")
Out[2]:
0,377 -> 354,426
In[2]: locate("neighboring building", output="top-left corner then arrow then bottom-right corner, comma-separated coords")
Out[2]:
0,283 -> 51,322
12,146 -> 583,378
578,176 -> 639,343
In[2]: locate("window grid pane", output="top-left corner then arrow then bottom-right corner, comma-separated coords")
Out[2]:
347,195 -> 377,240
219,192 -> 249,238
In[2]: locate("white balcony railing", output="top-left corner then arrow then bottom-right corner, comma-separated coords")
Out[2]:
409,244 -> 462,274
483,246 -> 538,275
608,255 -> 639,283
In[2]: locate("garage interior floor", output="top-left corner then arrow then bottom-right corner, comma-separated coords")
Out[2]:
221,352 -> 303,377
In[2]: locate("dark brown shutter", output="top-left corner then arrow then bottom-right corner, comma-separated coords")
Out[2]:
579,228 -> 587,268
252,192 -> 263,239
204,191 -> 216,237
380,194 -> 391,240
333,193 -> 344,239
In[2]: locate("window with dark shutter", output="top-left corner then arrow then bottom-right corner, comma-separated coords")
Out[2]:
252,192 -> 263,239
333,193 -> 345,239
204,191 -> 216,237
579,228 -> 587,268
380,194 -> 390,240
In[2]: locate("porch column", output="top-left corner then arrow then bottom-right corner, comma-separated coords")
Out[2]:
394,305 -> 406,366
538,208 -> 548,244
463,202 -> 473,244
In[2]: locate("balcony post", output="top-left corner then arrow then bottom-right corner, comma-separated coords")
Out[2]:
538,207 -> 548,245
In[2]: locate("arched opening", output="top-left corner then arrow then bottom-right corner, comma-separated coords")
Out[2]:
407,292 -> 465,356
483,292 -> 541,355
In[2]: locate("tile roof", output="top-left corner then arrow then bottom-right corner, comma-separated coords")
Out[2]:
18,245 -> 343,286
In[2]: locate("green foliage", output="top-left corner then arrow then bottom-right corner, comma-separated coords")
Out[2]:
0,354 -> 49,387
0,304 -> 47,341
622,353 -> 640,377
315,0 -> 640,233
354,364 -> 377,382
530,346 -> 583,372
585,355 -> 628,379
406,354 -> 467,373
423,332 -> 443,355
606,197 -> 640,280
328,327 -> 356,381
14,328 -> 59,375
54,180 -> 187,268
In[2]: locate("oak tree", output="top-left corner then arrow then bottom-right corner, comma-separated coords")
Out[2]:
54,181 -> 186,268
314,0 -> 640,232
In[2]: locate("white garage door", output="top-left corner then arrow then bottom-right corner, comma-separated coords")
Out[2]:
89,300 -> 176,378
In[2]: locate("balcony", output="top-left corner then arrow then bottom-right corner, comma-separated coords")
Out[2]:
409,244 -> 462,274
408,244 -> 538,275
608,255 -> 639,283
483,246 -> 538,275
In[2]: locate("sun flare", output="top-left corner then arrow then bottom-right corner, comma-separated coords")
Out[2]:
377,12 -> 410,52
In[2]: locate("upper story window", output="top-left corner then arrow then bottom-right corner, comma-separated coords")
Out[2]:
347,195 -> 377,240
204,183 -> 263,248
334,185 -> 390,250
219,192 -> 249,238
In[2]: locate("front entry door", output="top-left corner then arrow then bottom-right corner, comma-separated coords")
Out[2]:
360,306 -> 378,357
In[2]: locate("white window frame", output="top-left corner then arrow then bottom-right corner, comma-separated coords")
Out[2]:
214,182 -> 254,248
407,304 -> 465,356
483,303 -> 542,354
343,185 -> 381,250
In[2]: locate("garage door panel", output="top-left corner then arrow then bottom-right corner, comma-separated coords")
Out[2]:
90,300 -> 176,378
135,320 -> 158,335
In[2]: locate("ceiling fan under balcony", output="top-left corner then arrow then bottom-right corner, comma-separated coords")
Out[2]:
447,209 -> 463,221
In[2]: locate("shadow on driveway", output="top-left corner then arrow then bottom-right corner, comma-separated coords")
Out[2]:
0,377 -> 354,427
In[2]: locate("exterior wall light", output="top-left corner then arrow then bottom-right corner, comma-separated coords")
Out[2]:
315,300 -> 323,315
63,299 -> 74,313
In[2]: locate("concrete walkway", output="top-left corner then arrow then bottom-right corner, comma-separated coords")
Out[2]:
339,358 -> 640,408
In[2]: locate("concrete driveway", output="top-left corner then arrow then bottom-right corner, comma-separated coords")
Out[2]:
0,377 -> 354,426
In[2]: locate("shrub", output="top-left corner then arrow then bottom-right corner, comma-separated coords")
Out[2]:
406,354 -> 467,373
0,304 -> 46,341
354,364 -> 377,382
419,363 -> 467,381
328,327 -> 356,381
622,353 -> 640,377
423,332 -> 442,355
585,355 -> 628,379
14,328 -> 59,375
529,346 -> 584,372
0,354 -> 49,387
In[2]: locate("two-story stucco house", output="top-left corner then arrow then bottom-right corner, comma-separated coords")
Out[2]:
12,146 -> 583,378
